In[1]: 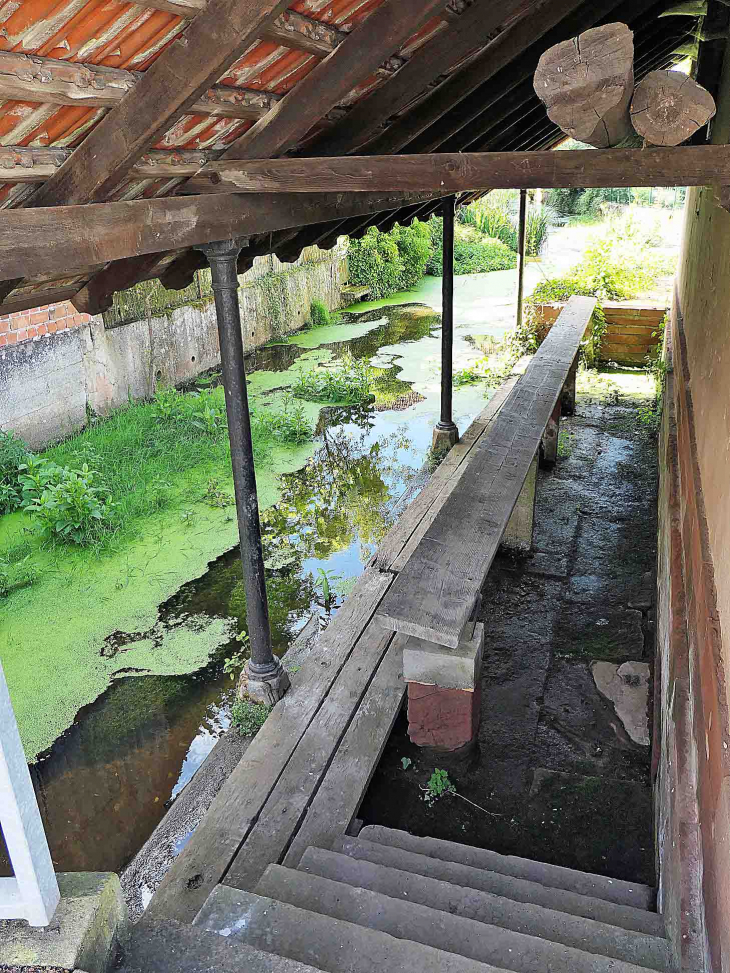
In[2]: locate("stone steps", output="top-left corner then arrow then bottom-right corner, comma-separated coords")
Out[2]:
124,827 -> 669,973
297,846 -> 670,970
332,835 -> 664,936
357,826 -> 656,910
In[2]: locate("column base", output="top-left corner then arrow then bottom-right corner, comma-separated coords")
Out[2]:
432,423 -> 459,450
240,662 -> 290,705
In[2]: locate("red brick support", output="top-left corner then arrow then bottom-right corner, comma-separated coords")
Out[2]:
407,682 -> 482,752
0,302 -> 90,348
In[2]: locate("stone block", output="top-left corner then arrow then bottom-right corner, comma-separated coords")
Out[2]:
407,682 -> 481,751
432,423 -> 459,451
0,872 -> 127,973
502,456 -> 537,552
403,623 -> 484,692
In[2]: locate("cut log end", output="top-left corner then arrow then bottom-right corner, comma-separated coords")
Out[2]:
533,22 -> 634,149
631,69 -> 716,146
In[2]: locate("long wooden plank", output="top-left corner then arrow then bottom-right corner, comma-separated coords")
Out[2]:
214,0 -> 451,163
307,0 -> 536,157
27,0 -> 294,207
282,635 -> 407,870
144,566 -> 393,924
377,297 -> 596,648
0,52 -> 280,120
222,619 -> 396,892
183,145 -> 730,195
0,190 -> 438,281
0,147 -> 217,184
370,377 -> 517,573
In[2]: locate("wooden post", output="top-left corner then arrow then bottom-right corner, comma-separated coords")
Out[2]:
516,189 -> 527,333
197,238 -> 289,705
433,195 -> 459,450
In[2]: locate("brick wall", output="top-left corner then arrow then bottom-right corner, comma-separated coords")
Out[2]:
0,301 -> 90,348
535,301 -> 666,365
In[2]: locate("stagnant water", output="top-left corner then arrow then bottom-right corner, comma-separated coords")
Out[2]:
18,288 -> 508,877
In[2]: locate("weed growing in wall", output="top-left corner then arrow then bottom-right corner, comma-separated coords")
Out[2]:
231,698 -> 272,736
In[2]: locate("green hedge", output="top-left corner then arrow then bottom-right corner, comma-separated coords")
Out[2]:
347,220 -> 433,299
427,234 -> 517,276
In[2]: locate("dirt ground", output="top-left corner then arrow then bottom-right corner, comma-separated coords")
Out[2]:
360,367 -> 658,885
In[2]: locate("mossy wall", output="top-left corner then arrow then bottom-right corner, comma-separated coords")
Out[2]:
2,245 -> 347,448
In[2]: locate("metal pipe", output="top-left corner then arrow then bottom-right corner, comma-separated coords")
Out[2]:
197,239 -> 288,699
516,189 -> 527,332
436,195 -> 458,437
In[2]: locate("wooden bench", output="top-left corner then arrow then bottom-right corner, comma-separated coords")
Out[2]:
376,295 -> 596,748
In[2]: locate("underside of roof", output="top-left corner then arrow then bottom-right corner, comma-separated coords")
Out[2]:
0,0 -> 721,315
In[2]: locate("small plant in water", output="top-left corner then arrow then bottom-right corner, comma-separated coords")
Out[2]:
231,698 -> 271,736
293,354 -> 375,405
223,632 -> 250,680
25,464 -> 116,546
315,567 -> 341,613
202,477 -> 233,508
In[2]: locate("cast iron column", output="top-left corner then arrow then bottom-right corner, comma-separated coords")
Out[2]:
433,195 -> 459,450
515,189 -> 528,332
197,239 -> 289,704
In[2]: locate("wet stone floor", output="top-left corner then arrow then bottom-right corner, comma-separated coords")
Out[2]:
360,370 -> 658,886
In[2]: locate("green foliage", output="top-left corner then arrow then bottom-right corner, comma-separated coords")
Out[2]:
231,698 -> 271,736
422,768 -> 456,806
428,230 -> 517,276
202,477 -> 233,508
526,207 -> 550,256
0,555 -> 38,598
315,567 -> 342,613
223,631 -> 250,680
347,220 -> 433,299
251,397 -> 313,446
25,464 -> 116,545
0,431 -> 31,513
292,354 -> 375,405
153,386 -> 227,435
309,299 -> 331,327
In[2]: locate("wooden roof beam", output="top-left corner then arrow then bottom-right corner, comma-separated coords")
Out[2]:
0,147 -> 217,183
2,189 -> 440,283
184,145 -> 730,195
0,52 -> 281,121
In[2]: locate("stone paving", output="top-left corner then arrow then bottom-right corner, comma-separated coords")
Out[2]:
360,368 -> 658,886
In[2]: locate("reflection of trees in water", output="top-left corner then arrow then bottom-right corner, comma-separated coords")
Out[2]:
262,425 -> 417,568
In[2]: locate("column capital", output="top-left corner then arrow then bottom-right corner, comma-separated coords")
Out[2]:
194,237 -> 249,261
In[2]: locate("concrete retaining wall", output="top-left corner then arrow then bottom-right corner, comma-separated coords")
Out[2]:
535,302 -> 666,366
0,245 -> 346,449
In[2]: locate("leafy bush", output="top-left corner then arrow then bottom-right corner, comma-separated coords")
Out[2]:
428,234 -> 517,275
309,299 -> 331,327
292,354 -> 375,405
231,699 -> 271,735
251,398 -> 313,445
25,464 -> 116,545
347,220 -> 433,299
0,431 -> 31,513
152,386 -> 227,435
526,207 -> 550,256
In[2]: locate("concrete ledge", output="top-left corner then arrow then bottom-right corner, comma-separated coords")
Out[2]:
403,623 -> 484,691
0,872 -> 128,973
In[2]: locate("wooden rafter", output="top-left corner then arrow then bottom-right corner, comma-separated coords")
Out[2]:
68,0 -> 454,310
304,0 -> 538,158
25,0 -> 296,209
0,147 -> 219,184
214,0 -> 453,162
0,53 -> 282,121
183,146 -> 730,194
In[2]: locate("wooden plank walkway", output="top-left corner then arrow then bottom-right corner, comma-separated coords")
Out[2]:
376,296 -> 595,648
143,359 -> 543,923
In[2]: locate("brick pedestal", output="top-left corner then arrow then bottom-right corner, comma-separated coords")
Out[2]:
407,682 -> 482,751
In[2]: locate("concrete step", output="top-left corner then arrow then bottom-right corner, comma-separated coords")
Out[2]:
298,846 -> 670,971
120,917 -> 322,973
333,836 -> 665,938
195,884 -> 511,973
359,826 -> 655,910
255,864 -> 667,973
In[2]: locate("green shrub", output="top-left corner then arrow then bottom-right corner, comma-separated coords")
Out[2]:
25,464 -> 116,546
0,431 -> 31,513
231,698 -> 271,736
309,299 -> 331,327
251,398 -> 313,445
526,207 -> 550,256
292,354 -> 374,405
428,235 -> 517,275
347,220 -> 433,299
